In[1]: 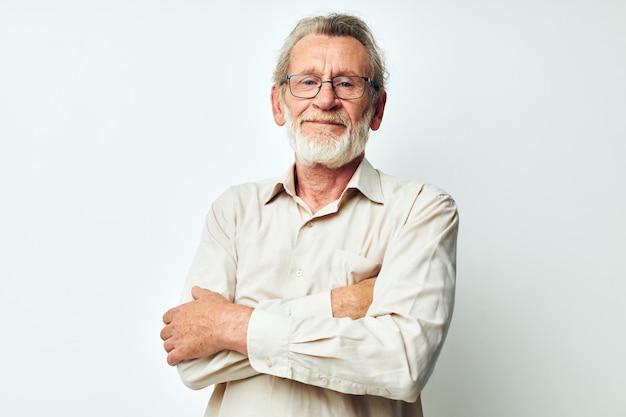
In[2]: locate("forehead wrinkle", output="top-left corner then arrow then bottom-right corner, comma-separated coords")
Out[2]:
288,35 -> 371,78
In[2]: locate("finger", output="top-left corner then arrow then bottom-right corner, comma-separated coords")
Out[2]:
162,308 -> 175,324
167,351 -> 180,366
160,325 -> 171,341
163,337 -> 175,353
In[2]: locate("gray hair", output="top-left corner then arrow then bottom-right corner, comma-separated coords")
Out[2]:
273,13 -> 387,103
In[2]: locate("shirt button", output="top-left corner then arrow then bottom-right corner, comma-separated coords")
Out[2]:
319,376 -> 329,386
307,221 -> 314,228
265,358 -> 272,368
295,269 -> 303,277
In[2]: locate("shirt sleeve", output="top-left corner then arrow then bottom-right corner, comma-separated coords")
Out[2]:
255,291 -> 333,317
246,189 -> 459,402
175,199 -> 260,389
175,195 -> 335,390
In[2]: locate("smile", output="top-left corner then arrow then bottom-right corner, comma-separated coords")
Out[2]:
304,120 -> 344,126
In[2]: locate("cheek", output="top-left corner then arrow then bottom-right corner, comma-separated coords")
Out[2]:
289,103 -> 309,120
350,106 -> 370,126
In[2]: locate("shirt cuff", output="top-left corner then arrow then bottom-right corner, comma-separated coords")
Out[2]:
247,308 -> 292,379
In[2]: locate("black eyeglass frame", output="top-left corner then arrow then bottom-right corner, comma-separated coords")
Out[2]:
285,74 -> 380,100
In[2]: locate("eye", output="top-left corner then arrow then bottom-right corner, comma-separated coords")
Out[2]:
296,75 -> 321,86
333,77 -> 357,89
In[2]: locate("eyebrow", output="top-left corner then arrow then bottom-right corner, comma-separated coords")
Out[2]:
292,70 -> 365,77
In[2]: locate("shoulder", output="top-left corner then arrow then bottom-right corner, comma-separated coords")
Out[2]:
211,175 -> 282,212
377,170 -> 456,205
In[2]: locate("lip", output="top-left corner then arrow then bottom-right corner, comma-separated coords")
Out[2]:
301,121 -> 347,137
302,120 -> 345,127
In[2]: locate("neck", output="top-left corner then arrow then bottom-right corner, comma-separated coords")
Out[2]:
294,154 -> 364,214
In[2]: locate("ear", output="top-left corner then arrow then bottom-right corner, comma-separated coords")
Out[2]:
271,85 -> 286,126
369,91 -> 387,131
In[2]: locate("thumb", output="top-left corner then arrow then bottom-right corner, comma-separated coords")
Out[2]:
191,285 -> 210,300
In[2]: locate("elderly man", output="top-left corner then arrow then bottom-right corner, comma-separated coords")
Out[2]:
161,13 -> 459,417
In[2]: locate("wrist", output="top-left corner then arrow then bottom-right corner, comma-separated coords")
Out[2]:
221,304 -> 253,356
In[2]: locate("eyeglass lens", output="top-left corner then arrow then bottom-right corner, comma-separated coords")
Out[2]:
288,75 -> 367,99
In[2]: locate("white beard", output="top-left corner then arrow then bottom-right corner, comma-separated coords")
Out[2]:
282,101 -> 373,169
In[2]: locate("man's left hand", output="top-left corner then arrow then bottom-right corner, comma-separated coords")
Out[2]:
160,286 -> 251,366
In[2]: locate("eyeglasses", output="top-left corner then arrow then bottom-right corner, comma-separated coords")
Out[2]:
285,74 -> 379,100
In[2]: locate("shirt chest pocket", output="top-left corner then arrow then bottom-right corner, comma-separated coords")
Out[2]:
331,250 -> 382,287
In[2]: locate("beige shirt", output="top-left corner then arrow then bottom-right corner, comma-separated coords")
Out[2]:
177,158 -> 459,417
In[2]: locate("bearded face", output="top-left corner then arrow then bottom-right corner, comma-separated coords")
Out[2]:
281,97 -> 374,169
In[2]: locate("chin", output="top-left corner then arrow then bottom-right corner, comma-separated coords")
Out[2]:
295,139 -> 365,169
284,105 -> 372,169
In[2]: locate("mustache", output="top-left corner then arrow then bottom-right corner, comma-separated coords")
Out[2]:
298,111 -> 349,126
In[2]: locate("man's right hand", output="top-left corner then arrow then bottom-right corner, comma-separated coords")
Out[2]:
331,277 -> 376,319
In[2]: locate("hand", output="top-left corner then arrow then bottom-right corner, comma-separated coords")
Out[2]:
160,286 -> 251,366
331,277 -> 376,319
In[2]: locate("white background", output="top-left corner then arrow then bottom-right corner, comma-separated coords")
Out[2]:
1,1 -> 624,416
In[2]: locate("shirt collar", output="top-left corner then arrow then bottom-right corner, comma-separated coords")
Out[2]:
344,158 -> 384,204
264,158 -> 384,205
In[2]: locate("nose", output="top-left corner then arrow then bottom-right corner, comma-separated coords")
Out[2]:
313,80 -> 341,110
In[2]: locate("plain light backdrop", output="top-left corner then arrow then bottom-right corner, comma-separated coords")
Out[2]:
1,1 -> 624,416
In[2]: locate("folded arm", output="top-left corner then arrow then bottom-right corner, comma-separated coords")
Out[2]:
244,192 -> 458,401
161,277 -> 376,363
161,186 -> 458,400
